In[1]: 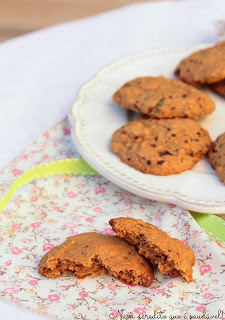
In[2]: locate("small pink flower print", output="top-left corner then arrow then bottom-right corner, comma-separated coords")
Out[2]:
65,151 -> 72,158
13,198 -> 21,206
134,308 -> 146,315
123,190 -> 132,196
19,154 -> 28,159
196,306 -> 206,312
169,274 -> 178,279
12,224 -> 21,230
30,222 -> 40,228
53,206 -> 60,211
11,247 -> 22,255
68,305 -> 76,310
23,238 -> 31,244
60,286 -> 68,291
169,204 -> 176,208
154,213 -> 162,220
31,186 -> 40,194
67,191 -> 77,198
3,288 -> 19,296
43,131 -> 49,138
127,284 -> 136,287
167,283 -> 173,288
5,260 -> 11,266
110,311 -> 120,318
42,154 -> 50,159
216,242 -> 222,247
12,168 -> 21,176
199,264 -> 212,274
123,199 -> 134,204
48,294 -> 60,302
95,187 -> 105,194
93,207 -> 103,213
63,202 -> 69,206
79,291 -> 89,298
86,217 -> 94,222
43,243 -> 54,251
107,282 -> 117,292
64,222 -> 78,229
70,231 -> 77,236
202,293 -> 214,299
152,289 -> 164,294
31,197 -> 38,202
0,238 -> 3,242
28,280 -> 38,286
104,228 -> 115,235
10,296 -> 18,303
63,127 -> 70,135
181,239 -> 188,246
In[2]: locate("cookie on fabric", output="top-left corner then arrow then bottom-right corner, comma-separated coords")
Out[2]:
39,232 -> 154,287
110,117 -> 211,175
174,41 -> 225,85
109,217 -> 195,283
208,132 -> 225,185
113,76 -> 215,119
211,79 -> 225,97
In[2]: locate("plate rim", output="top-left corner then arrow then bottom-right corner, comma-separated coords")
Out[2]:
69,44 -> 225,214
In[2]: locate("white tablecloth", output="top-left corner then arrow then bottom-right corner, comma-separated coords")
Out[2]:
1,0 -> 225,318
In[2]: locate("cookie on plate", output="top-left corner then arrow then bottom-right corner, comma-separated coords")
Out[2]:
208,132 -> 225,185
110,117 -> 211,175
109,217 -> 195,282
39,232 -> 154,287
211,79 -> 225,97
113,76 -> 215,119
174,41 -> 225,85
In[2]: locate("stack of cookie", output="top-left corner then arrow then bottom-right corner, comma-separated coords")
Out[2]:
174,41 -> 225,184
39,217 -> 195,287
111,76 -> 214,176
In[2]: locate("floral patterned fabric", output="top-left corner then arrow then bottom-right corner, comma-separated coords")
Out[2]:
0,118 -> 225,319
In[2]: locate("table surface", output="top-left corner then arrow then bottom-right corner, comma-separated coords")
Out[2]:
0,0 -> 170,43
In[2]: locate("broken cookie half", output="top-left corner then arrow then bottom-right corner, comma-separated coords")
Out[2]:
109,217 -> 195,282
39,232 -> 154,287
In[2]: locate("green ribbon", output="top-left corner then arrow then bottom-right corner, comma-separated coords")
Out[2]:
1,158 -> 224,244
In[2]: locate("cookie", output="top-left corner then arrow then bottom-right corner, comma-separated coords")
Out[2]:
208,132 -> 225,185
110,117 -> 211,175
175,41 -> 225,84
211,79 -> 225,97
39,232 -> 154,287
109,218 -> 195,282
113,76 -> 215,119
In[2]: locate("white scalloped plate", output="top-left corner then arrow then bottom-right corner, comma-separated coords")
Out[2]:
69,45 -> 225,214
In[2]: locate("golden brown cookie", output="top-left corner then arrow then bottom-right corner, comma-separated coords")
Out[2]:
39,232 -> 154,287
211,79 -> 225,97
110,117 -> 211,175
113,76 -> 215,119
109,217 -> 195,282
208,132 -> 225,185
175,41 -> 225,85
